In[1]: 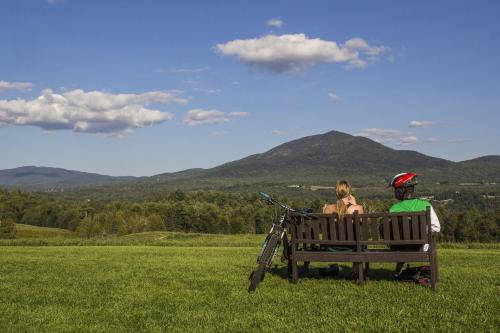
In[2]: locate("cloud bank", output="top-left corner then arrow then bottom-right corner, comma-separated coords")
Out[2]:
357,128 -> 418,146
228,111 -> 249,117
271,129 -> 287,136
184,109 -> 250,126
184,109 -> 229,126
215,34 -> 387,73
409,120 -> 435,128
0,89 -> 184,134
0,81 -> 34,92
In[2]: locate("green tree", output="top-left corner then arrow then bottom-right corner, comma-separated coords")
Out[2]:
0,218 -> 16,239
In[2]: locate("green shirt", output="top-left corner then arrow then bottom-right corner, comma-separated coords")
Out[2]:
389,199 -> 441,252
389,199 -> 431,213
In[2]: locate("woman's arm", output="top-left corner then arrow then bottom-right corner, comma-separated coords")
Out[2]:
347,195 -> 357,205
346,204 -> 364,214
323,204 -> 337,214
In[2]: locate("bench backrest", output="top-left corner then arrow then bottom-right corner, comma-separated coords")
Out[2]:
288,213 -> 357,246
288,208 -> 431,247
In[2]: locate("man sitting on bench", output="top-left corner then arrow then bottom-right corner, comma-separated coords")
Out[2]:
388,172 -> 441,278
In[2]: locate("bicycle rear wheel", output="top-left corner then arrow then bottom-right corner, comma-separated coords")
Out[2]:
248,233 -> 279,293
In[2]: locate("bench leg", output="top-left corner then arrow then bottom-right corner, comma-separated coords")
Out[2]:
435,254 -> 439,283
287,258 -> 292,279
302,261 -> 310,276
430,263 -> 437,291
291,258 -> 298,283
364,262 -> 370,282
357,262 -> 364,285
430,254 -> 438,290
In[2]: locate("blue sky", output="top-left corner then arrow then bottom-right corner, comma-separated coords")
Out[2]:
1,0 -> 499,176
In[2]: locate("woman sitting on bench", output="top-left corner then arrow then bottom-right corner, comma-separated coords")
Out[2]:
323,180 -> 364,216
320,180 -> 364,276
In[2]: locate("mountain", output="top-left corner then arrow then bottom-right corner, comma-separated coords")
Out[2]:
152,130 -> 500,185
0,166 -> 134,188
1,131 -> 498,190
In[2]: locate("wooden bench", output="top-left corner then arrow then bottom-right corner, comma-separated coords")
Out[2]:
286,207 -> 439,289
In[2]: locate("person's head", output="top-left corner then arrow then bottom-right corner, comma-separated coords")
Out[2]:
336,180 -> 352,218
336,180 -> 352,201
388,173 -> 418,201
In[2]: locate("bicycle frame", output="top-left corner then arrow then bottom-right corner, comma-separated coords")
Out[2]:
256,193 -> 311,266
249,193 -> 311,292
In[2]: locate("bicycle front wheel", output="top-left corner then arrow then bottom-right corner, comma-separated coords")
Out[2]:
248,233 -> 279,293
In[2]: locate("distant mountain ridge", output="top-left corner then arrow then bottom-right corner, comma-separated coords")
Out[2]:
0,130 -> 499,189
152,130 -> 500,185
0,166 -> 134,188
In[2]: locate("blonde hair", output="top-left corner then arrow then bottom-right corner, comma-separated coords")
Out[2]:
336,180 -> 351,219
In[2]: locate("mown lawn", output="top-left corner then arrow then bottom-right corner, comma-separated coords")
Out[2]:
0,243 -> 498,332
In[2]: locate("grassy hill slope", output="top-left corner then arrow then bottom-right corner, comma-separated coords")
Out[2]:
14,224 -> 77,239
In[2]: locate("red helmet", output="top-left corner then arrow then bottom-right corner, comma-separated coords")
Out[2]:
388,172 -> 418,188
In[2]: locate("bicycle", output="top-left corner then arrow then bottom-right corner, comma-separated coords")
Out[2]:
248,192 -> 314,292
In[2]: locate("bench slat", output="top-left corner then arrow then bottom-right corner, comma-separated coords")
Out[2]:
370,217 -> 379,241
318,217 -> 328,241
361,216 -> 369,241
391,217 -> 400,241
346,216 -> 354,241
312,218 -> 320,240
338,216 -> 346,241
359,240 -> 426,245
411,215 -> 420,240
296,219 -> 303,241
294,240 -> 357,245
420,215 -> 428,241
295,251 -> 429,263
383,217 -> 390,241
402,215 -> 411,240
328,216 -> 338,241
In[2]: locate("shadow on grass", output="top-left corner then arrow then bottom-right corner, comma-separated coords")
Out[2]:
266,263 -> 398,282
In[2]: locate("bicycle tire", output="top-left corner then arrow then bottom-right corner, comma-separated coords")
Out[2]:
248,233 -> 279,293
256,233 -> 273,263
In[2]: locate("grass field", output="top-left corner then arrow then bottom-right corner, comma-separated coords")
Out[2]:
13,224 -> 77,239
1,234 -> 499,332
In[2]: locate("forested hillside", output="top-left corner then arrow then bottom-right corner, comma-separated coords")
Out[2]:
0,188 -> 497,242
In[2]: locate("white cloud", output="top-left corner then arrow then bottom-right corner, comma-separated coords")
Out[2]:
0,89 -> 184,134
344,38 -> 387,57
194,88 -> 222,95
215,34 -> 388,73
357,128 -> 418,145
0,81 -> 34,92
169,67 -> 209,74
266,18 -> 283,29
400,135 -> 418,145
328,91 -> 340,101
184,109 -> 229,126
423,137 -> 440,144
409,120 -> 435,128
228,111 -> 249,117
449,139 -> 471,143
271,129 -> 287,136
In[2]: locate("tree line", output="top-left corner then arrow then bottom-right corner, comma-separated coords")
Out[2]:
0,188 -> 498,242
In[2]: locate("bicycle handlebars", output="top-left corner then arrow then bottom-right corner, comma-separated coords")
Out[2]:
259,192 -> 316,218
